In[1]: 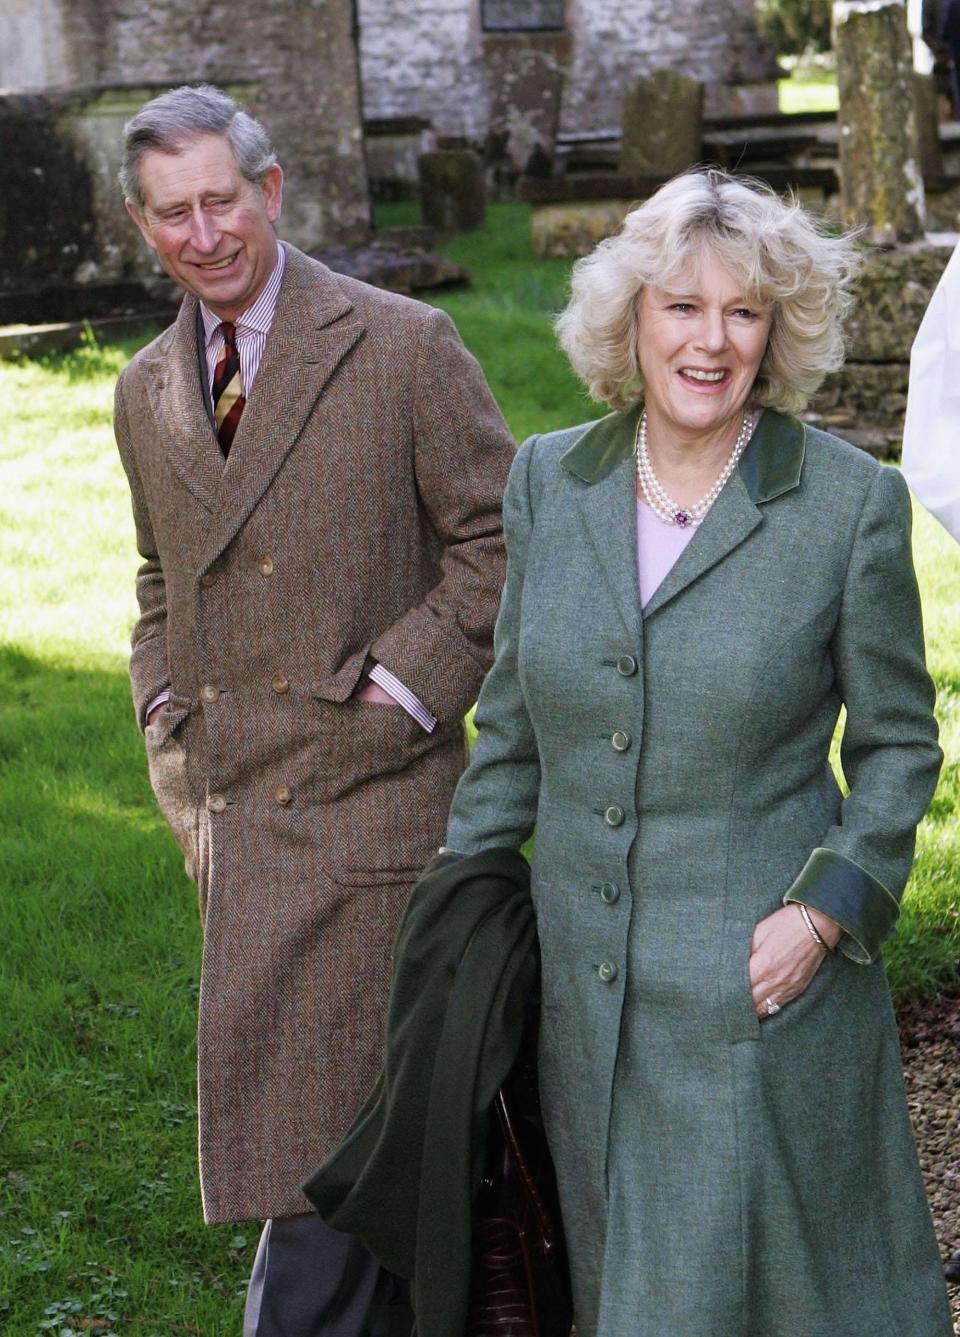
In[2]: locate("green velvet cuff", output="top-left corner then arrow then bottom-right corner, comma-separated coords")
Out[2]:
782,847 -> 900,964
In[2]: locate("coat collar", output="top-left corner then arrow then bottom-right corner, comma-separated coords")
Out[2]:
560,402 -> 806,504
560,404 -> 806,625
139,244 -> 365,569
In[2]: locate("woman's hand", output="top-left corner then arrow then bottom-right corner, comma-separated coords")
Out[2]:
748,904 -> 841,1019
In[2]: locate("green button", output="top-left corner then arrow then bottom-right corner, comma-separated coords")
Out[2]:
600,882 -> 620,904
616,655 -> 638,677
611,729 -> 631,752
598,961 -> 618,983
604,805 -> 625,828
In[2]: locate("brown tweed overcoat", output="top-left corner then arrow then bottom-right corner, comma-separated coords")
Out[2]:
114,243 -> 515,1224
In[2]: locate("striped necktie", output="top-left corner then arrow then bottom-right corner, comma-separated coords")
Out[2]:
212,321 -> 245,456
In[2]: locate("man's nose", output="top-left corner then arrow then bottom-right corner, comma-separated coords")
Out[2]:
188,206 -> 219,253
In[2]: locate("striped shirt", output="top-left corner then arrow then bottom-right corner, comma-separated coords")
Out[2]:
146,242 -> 435,733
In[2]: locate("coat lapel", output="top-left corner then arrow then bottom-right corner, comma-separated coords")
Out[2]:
562,404 -> 644,643
561,404 -> 806,624
143,299 -> 224,513
196,245 -> 365,574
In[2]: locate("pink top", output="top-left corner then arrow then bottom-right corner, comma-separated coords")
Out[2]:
636,498 -> 696,606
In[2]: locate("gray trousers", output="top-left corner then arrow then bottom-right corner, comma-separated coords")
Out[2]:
243,1213 -> 414,1337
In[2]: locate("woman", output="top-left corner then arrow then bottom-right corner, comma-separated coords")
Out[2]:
443,170 -> 953,1335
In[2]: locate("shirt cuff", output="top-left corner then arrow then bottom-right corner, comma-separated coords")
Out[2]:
144,688 -> 171,725
368,663 -> 437,733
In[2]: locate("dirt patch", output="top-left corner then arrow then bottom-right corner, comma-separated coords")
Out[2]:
898,993 -> 960,1334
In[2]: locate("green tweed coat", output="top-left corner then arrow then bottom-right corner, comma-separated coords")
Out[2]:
445,405 -> 952,1336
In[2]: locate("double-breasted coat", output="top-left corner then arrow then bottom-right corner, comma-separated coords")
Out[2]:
114,243 -> 515,1223
446,405 -> 953,1335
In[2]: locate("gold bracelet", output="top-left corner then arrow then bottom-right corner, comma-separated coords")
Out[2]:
798,902 -> 834,953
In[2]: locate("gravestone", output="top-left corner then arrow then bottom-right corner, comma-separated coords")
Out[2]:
834,0 -> 925,245
620,70 -> 703,178
419,150 -> 486,232
483,31 -> 571,181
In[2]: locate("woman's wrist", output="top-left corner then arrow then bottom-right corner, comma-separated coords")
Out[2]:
801,903 -> 843,951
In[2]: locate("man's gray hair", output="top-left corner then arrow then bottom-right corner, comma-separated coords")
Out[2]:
120,84 -> 278,210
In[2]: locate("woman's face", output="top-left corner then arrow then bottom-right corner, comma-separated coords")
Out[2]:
637,250 -> 772,445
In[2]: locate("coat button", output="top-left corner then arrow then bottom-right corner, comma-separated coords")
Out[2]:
274,785 -> 292,806
199,572 -> 215,588
200,683 -> 219,703
616,654 -> 638,677
258,556 -> 274,577
604,805 -> 625,827
207,793 -> 227,814
598,961 -> 618,983
599,881 -> 621,904
272,672 -> 290,695
611,729 -> 631,752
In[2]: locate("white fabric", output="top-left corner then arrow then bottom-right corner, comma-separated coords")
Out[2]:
902,239 -> 960,542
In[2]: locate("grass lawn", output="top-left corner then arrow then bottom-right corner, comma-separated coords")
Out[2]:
1,201 -> 958,1334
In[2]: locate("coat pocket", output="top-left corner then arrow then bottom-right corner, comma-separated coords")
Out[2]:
718,918 -> 761,1044
144,693 -> 199,881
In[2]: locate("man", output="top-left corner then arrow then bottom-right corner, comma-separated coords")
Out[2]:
114,84 -> 514,1336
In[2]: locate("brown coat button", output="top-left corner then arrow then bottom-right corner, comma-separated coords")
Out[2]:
199,572 -> 215,588
272,673 -> 290,695
274,785 -> 292,806
207,793 -> 227,813
258,556 -> 274,577
201,684 -> 219,703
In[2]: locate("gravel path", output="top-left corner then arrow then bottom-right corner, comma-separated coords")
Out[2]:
898,993 -> 960,1335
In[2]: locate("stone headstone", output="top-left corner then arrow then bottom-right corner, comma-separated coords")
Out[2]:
419,150 -> 486,232
620,70 -> 703,178
834,0 -> 925,246
483,32 -> 571,181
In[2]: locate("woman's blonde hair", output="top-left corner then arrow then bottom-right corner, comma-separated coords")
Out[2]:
555,168 -> 860,413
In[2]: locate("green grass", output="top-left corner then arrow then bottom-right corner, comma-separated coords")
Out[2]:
777,55 -> 839,114
1,203 -> 958,1333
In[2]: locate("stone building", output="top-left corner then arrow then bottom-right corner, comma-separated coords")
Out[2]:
359,0 -> 780,180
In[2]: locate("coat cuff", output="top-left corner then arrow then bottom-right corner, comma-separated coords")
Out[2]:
782,847 -> 900,964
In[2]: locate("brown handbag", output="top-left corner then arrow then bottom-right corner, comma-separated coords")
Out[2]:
465,1030 -> 573,1337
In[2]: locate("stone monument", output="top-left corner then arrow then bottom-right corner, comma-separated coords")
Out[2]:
834,0 -> 925,245
620,70 -> 704,178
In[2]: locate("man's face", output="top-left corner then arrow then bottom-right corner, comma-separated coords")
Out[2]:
127,133 -> 283,321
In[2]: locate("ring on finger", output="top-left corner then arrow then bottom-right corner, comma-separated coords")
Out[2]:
764,997 -> 781,1016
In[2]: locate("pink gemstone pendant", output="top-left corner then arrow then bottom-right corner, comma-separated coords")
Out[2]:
675,510 -> 690,527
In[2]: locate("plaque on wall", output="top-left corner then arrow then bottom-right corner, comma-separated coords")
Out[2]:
481,0 -> 565,31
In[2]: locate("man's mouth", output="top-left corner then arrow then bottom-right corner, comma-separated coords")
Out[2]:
197,255 -> 238,271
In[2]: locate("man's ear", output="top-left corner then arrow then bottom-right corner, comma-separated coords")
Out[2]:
260,164 -> 284,224
126,199 -> 158,252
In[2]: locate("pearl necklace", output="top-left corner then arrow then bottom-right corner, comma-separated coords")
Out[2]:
635,409 -> 754,528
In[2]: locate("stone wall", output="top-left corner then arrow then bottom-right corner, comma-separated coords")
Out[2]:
357,0 -> 779,144
0,0 -> 369,253
356,0 -> 489,141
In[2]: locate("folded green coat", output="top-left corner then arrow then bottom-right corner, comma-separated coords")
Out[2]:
302,847 -> 537,1337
